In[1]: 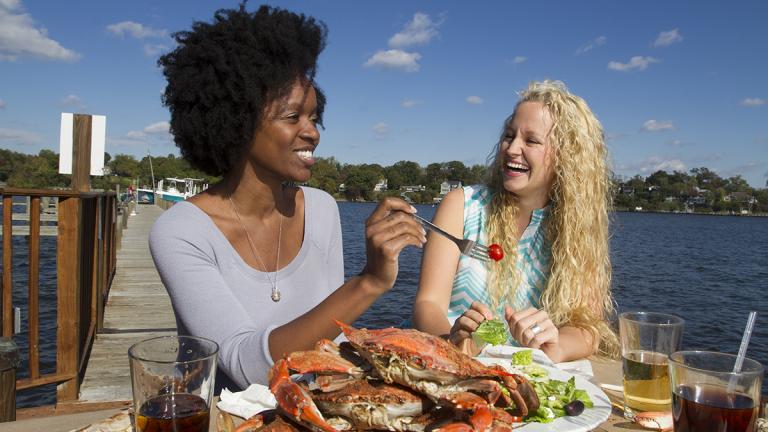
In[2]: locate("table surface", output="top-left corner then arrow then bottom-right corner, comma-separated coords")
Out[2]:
0,357 -> 752,432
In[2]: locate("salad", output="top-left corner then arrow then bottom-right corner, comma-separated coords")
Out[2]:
508,350 -> 594,424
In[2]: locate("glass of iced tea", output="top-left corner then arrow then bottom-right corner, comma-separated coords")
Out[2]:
129,335 -> 219,432
619,311 -> 684,419
669,351 -> 763,432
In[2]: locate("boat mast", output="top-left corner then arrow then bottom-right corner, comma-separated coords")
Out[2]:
147,148 -> 156,194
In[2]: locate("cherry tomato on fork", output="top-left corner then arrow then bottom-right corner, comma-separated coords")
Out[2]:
488,243 -> 504,261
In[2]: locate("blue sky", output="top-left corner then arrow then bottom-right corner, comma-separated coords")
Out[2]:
1,0 -> 766,187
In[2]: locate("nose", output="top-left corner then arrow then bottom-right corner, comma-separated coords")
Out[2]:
301,120 -> 320,145
503,135 -> 522,156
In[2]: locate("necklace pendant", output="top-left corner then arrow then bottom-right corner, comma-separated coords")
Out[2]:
271,289 -> 281,302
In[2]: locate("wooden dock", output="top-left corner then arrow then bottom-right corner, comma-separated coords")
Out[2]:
78,205 -> 176,402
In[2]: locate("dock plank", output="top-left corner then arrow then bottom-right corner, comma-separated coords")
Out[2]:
79,205 -> 177,403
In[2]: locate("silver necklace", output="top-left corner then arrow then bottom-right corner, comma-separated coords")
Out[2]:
229,196 -> 283,302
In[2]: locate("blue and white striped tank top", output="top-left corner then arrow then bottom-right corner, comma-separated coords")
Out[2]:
447,185 -> 551,344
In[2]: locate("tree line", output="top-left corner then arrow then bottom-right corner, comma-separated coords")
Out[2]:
1,148 -> 766,213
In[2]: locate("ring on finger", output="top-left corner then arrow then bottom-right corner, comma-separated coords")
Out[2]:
529,322 -> 543,336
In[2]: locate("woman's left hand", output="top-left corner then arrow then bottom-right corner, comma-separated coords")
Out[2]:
505,306 -> 563,362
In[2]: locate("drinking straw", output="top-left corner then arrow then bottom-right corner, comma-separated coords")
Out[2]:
727,311 -> 757,392
734,311 -> 758,373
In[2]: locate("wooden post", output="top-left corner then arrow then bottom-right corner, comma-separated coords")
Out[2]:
1,195 -> 12,337
0,337 -> 19,422
28,197 -> 40,380
56,196 -> 81,401
71,114 -> 92,192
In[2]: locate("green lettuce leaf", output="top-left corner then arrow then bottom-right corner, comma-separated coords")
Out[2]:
511,349 -> 533,365
473,319 -> 508,346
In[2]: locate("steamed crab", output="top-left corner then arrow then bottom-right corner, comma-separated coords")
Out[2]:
222,322 -> 540,432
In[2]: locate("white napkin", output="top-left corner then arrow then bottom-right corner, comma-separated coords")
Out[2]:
217,384 -> 277,419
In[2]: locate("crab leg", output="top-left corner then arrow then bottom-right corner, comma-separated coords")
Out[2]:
442,391 -> 493,432
269,359 -> 338,432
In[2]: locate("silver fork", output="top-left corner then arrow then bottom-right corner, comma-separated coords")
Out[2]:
411,213 -> 490,262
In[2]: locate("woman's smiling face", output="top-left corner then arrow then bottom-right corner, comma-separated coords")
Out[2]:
499,101 -> 556,205
248,81 -> 320,184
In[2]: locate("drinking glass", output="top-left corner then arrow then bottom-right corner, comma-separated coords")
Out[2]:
129,335 -> 219,432
619,311 -> 684,418
669,351 -> 763,432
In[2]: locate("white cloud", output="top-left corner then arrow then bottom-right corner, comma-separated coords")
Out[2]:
388,12 -> 439,48
622,156 -> 686,174
466,96 -> 483,105
402,99 -> 421,108
608,56 -> 659,72
126,121 -> 170,139
0,127 -> 44,145
60,94 -> 84,109
143,43 -> 168,57
654,29 -> 683,47
363,49 -> 421,72
740,98 -> 766,107
144,121 -> 169,134
372,122 -> 389,137
576,36 -> 607,55
511,56 -> 527,64
665,139 -> 695,147
0,0 -> 81,62
0,98 -> 5,109
642,120 -> 675,132
106,21 -> 166,39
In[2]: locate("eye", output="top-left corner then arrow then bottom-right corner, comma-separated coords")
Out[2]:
502,133 -> 514,143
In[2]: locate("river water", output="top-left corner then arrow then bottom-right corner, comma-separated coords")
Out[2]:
3,202 -> 766,407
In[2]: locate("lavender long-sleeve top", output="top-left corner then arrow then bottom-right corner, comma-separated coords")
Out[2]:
149,187 -> 344,391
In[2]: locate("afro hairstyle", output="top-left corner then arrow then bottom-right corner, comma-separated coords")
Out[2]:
158,3 -> 327,176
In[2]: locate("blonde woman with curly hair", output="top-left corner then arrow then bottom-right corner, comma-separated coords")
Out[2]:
413,80 -> 618,362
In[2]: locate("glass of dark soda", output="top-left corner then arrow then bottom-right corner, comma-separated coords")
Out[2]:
669,351 -> 763,432
129,336 -> 219,432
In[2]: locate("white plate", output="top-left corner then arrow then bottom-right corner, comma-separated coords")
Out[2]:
475,356 -> 612,432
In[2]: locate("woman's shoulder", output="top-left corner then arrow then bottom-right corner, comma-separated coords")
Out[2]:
301,186 -> 339,216
461,184 -> 491,207
150,201 -> 219,247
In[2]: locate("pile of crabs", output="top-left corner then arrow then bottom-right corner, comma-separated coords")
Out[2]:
224,321 -> 541,432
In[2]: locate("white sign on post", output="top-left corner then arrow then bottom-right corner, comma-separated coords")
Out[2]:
58,112 -> 107,175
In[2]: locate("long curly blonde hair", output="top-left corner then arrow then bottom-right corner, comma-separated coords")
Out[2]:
485,80 -> 618,357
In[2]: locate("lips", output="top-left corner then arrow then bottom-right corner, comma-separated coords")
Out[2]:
295,148 -> 316,167
503,160 -> 529,177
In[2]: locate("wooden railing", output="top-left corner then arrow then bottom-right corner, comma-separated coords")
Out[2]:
0,187 -> 126,403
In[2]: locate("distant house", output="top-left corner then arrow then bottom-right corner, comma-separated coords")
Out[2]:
400,185 -> 426,193
440,180 -> 462,196
373,178 -> 388,192
619,186 -> 635,196
338,183 -> 346,192
724,192 -> 755,204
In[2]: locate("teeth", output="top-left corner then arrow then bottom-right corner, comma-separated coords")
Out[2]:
506,162 -> 528,170
296,150 -> 314,159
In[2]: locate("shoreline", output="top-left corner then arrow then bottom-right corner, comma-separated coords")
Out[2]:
333,199 -> 768,218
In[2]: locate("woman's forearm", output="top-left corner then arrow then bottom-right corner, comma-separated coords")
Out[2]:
412,301 -> 452,337
546,325 -> 597,363
267,274 -> 384,361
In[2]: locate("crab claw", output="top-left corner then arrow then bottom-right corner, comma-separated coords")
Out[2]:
443,391 -> 493,432
333,319 -> 356,336
633,411 -> 673,431
285,350 -> 364,378
269,359 -> 338,432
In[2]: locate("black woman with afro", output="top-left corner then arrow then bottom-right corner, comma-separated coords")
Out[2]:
149,3 -> 426,390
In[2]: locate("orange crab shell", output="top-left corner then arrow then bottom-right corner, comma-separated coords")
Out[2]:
335,320 -> 514,380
